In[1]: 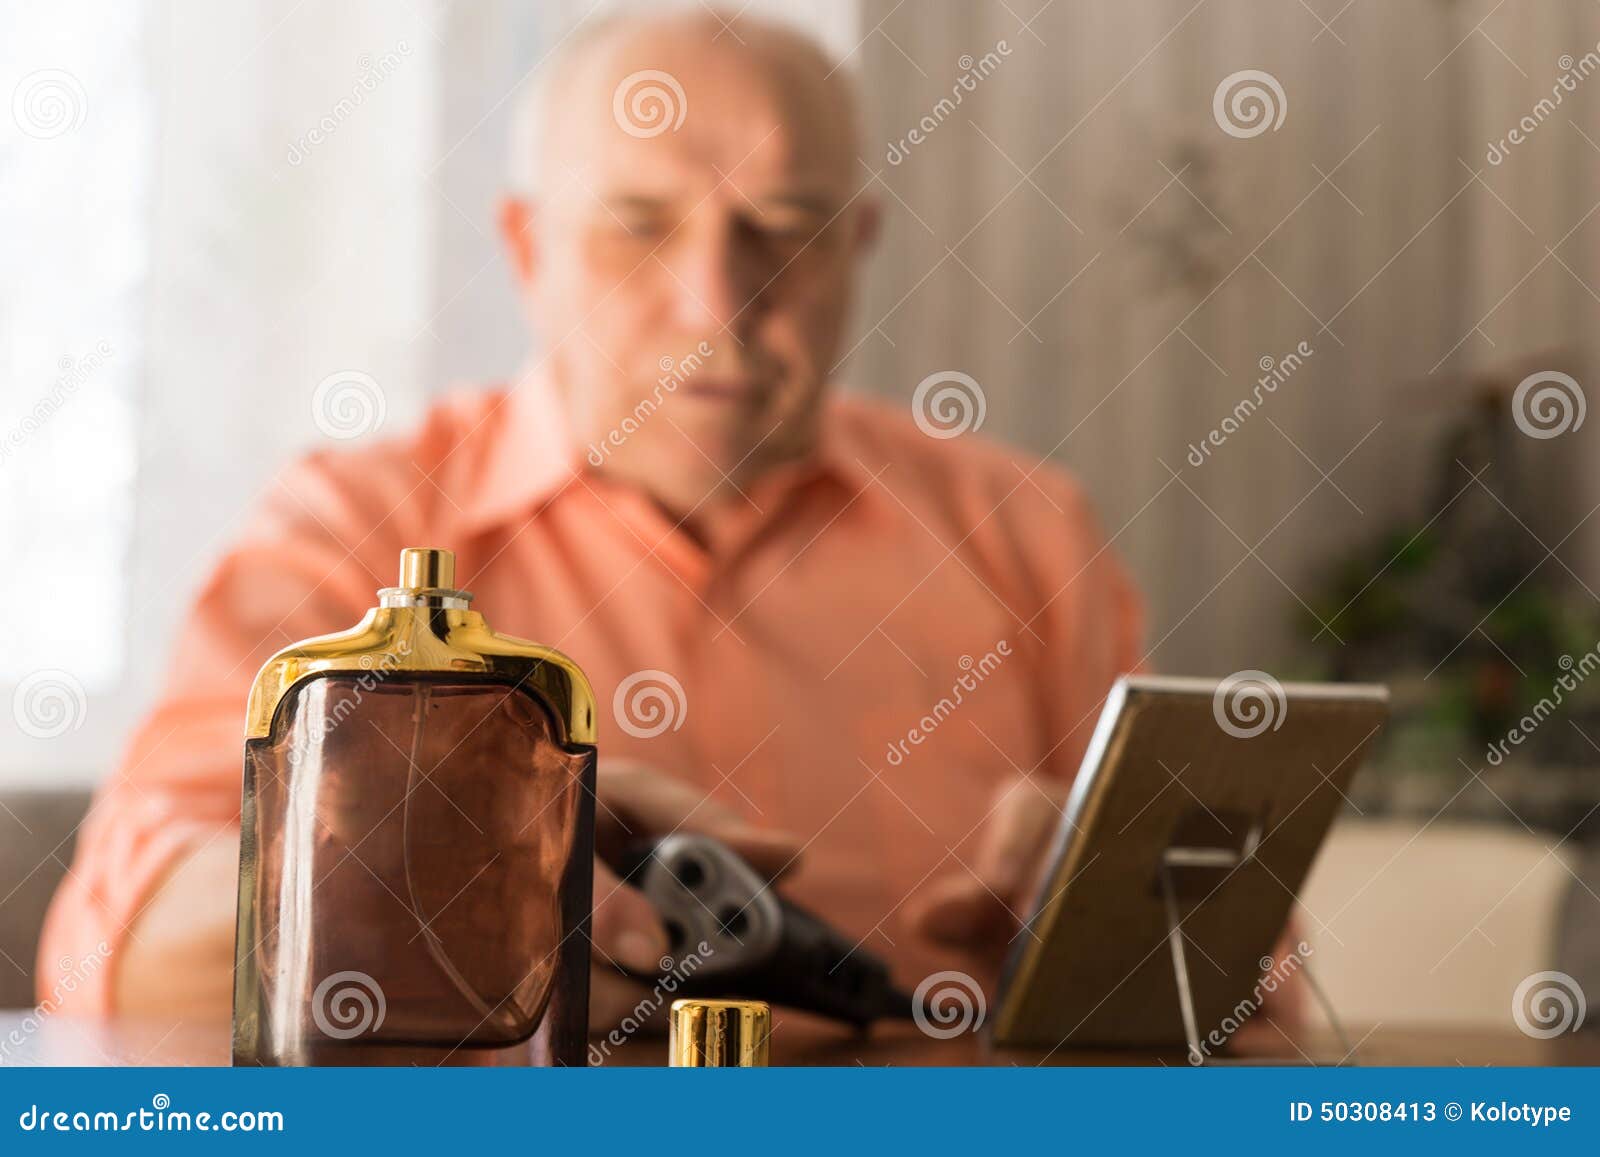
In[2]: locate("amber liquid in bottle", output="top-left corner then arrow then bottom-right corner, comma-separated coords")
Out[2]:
232,549 -> 596,1065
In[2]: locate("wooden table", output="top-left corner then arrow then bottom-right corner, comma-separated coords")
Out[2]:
2,1011 -> 1596,1066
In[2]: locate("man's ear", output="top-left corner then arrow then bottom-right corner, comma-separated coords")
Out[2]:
499,196 -> 539,286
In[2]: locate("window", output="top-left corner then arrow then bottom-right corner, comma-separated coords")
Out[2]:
1,3 -> 149,748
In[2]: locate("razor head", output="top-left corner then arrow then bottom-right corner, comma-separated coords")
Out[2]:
627,833 -> 784,975
616,833 -> 916,1027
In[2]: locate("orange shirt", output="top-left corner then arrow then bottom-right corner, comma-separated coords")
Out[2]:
38,378 -> 1143,1011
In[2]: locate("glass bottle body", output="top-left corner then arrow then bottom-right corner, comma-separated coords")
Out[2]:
233,672 -> 594,1066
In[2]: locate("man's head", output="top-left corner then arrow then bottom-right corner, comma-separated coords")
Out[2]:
500,10 -> 878,515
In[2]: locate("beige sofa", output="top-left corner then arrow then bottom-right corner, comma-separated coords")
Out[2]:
0,789 -> 90,1009
1299,817 -> 1596,1028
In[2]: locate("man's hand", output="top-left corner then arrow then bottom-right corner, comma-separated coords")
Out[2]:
114,830 -> 241,1021
588,758 -> 802,1032
907,774 -> 1067,953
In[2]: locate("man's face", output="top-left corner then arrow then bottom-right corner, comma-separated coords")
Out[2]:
503,29 -> 874,507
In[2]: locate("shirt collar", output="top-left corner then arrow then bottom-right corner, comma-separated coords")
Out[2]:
459,366 -> 581,535
460,368 -> 876,536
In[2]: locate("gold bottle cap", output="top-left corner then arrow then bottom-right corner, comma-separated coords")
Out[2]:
398,547 -> 456,589
668,999 -> 771,1067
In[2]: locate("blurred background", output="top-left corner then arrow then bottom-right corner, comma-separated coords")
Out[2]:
4,0 -> 1600,1029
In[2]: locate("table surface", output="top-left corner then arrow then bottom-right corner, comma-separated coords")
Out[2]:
2,1011 -> 1597,1067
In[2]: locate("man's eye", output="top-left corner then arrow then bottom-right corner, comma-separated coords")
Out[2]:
751,213 -> 824,244
613,215 -> 666,239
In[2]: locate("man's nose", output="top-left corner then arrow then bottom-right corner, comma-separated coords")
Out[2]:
664,223 -> 760,338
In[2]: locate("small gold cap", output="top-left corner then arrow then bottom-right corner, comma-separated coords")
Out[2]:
668,999 -> 771,1067
398,547 -> 455,590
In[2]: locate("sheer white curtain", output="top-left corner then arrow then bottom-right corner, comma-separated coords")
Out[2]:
128,0 -> 438,705
2,0 -> 439,784
2,2 -> 152,781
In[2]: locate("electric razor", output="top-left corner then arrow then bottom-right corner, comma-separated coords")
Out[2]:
611,832 -> 915,1028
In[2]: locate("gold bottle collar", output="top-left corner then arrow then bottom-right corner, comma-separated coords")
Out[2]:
243,548 -> 597,745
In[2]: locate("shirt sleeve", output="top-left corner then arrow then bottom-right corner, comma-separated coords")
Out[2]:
34,446 -> 427,1013
1016,468 -> 1147,785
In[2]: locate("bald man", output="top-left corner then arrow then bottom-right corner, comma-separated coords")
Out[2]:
40,12 -> 1143,1034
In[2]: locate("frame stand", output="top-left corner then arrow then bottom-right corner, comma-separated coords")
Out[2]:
1159,839 -> 1354,1066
